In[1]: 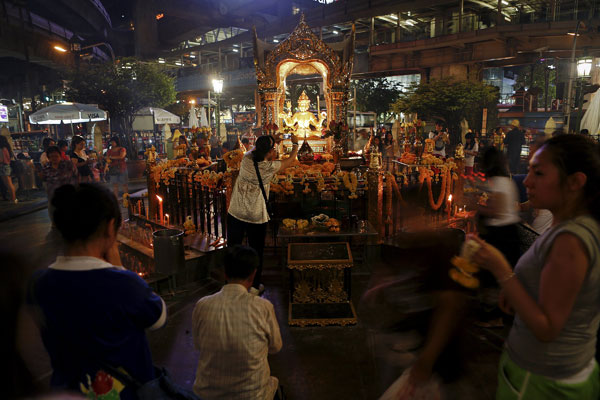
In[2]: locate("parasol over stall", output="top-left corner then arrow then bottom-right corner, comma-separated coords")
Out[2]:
29,103 -> 107,134
29,103 -> 107,124
135,107 -> 181,125
580,88 -> 600,135
188,107 -> 199,129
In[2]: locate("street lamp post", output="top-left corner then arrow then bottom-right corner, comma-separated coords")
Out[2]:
564,21 -> 585,133
575,57 -> 593,132
212,78 -> 224,139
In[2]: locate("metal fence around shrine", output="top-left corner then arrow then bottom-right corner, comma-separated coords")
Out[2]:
151,168 -> 447,243
156,170 -> 228,240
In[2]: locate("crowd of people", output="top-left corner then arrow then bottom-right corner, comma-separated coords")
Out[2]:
0,133 -> 131,206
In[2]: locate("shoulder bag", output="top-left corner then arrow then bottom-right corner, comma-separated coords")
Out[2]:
94,362 -> 199,400
253,158 -> 274,219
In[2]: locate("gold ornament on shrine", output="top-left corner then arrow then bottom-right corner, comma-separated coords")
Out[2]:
253,14 -> 355,152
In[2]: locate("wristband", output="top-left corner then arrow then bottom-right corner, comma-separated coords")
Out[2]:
497,272 -> 516,284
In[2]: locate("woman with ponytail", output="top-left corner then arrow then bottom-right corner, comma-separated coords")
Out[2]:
471,134 -> 600,399
227,133 -> 299,295
29,184 -> 166,399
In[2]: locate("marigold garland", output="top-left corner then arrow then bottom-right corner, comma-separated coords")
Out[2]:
426,168 -> 448,211
342,171 -> 358,199
385,174 -> 393,226
389,173 -> 403,201
223,149 -> 244,170
152,159 -> 225,189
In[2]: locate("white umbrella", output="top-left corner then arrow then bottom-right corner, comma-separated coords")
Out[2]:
29,102 -> 107,124
196,98 -> 216,106
136,107 -> 181,124
162,123 -> 172,140
188,107 -> 199,128
581,89 -> 600,134
199,107 -> 208,127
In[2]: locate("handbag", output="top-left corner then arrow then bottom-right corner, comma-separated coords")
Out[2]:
97,362 -> 199,400
253,158 -> 274,219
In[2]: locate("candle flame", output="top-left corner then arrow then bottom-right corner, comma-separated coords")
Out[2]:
448,194 -> 453,202
165,213 -> 169,217
156,195 -> 163,202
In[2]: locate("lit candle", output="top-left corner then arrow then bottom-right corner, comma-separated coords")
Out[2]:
165,213 -> 170,226
447,194 -> 453,223
156,195 -> 164,224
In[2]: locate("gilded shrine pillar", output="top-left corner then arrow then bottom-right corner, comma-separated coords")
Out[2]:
330,89 -> 350,153
367,169 -> 384,242
261,90 -> 278,126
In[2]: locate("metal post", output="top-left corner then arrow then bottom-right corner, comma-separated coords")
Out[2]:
565,21 -> 582,133
17,102 -> 24,133
208,91 -> 211,127
353,86 -> 357,148
396,12 -> 401,42
216,94 -> 221,139
459,0 -> 464,32
497,0 -> 503,25
544,63 -> 550,111
576,79 -> 585,132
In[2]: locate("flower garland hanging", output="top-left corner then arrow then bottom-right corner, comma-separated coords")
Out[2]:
385,174 -> 393,227
389,173 -> 404,202
342,171 -> 358,199
316,173 -> 325,192
384,172 -> 405,229
426,167 -> 448,211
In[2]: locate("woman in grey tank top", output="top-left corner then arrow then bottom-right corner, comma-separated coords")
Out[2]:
470,135 -> 600,399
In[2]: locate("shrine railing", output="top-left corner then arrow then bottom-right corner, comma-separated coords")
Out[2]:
128,167 -> 229,241
135,161 -> 463,244
158,170 -> 228,239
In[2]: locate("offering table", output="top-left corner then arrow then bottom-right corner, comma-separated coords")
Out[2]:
287,242 -> 357,327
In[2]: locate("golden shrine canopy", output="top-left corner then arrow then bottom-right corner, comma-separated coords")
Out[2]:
252,14 -> 355,133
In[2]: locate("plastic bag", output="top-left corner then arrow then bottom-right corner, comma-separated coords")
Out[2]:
379,368 -> 442,400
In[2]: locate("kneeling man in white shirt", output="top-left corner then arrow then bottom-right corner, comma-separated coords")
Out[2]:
192,245 -> 283,400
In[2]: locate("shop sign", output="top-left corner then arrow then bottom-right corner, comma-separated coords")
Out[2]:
0,105 -> 8,122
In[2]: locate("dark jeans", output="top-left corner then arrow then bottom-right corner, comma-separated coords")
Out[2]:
508,152 -> 521,175
227,213 -> 267,288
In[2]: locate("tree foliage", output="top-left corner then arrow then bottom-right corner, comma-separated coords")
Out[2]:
513,63 -> 556,108
392,78 -> 499,145
351,78 -> 402,123
66,57 -> 176,150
